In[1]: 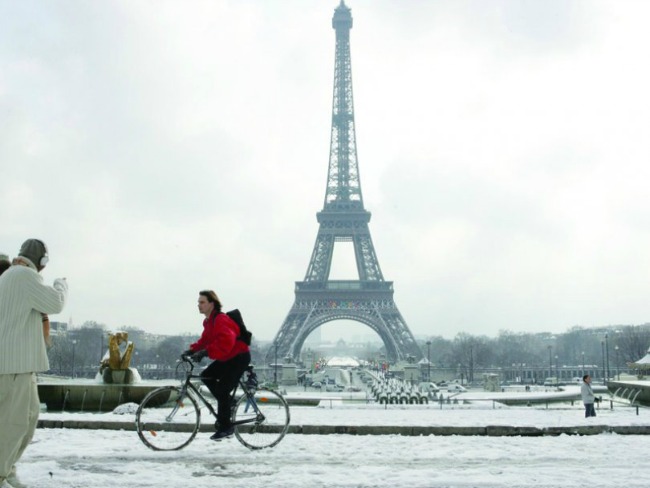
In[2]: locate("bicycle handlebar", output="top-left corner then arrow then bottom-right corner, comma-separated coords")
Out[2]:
177,354 -> 255,377
177,354 -> 196,375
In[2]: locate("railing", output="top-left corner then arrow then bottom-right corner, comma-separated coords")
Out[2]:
610,386 -> 650,415
312,391 -> 648,417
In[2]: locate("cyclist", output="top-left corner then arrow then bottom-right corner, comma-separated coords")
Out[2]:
184,290 -> 250,440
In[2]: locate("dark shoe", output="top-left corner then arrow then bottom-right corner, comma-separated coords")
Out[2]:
210,427 -> 234,441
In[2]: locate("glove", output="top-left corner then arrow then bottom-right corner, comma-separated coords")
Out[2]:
181,349 -> 193,360
53,277 -> 68,293
190,349 -> 208,363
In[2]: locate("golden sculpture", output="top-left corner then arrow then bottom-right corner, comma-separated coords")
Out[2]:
100,332 -> 135,384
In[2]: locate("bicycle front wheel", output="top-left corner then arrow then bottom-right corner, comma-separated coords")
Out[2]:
233,387 -> 290,450
135,386 -> 201,451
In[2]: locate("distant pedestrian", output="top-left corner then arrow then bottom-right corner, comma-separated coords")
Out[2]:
580,374 -> 598,418
0,239 -> 68,488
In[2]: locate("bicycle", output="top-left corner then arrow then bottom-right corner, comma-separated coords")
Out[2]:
135,355 -> 290,451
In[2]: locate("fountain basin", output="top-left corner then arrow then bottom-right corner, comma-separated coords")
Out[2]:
38,382 -> 167,412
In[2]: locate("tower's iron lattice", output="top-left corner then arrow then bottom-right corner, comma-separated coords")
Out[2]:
268,1 -> 422,364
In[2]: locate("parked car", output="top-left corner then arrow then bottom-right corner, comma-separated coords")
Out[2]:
447,384 -> 467,393
419,382 -> 440,393
311,381 -> 322,389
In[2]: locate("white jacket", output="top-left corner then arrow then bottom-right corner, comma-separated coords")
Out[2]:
580,381 -> 595,404
0,264 -> 68,374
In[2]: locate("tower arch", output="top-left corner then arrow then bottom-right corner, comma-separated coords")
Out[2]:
292,313 -> 399,362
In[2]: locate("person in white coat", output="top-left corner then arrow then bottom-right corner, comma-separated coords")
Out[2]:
580,374 -> 599,418
0,239 -> 68,488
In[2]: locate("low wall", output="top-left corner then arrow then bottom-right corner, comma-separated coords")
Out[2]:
37,419 -> 650,436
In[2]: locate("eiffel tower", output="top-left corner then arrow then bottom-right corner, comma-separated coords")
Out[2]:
268,1 -> 422,364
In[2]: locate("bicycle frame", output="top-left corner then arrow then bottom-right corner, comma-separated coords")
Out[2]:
176,360 -> 264,428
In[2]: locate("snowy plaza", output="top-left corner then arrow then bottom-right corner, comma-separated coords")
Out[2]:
18,398 -> 650,488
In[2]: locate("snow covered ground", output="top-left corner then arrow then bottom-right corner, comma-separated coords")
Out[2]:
15,400 -> 650,488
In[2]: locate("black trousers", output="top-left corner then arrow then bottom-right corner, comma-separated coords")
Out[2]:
200,352 -> 251,430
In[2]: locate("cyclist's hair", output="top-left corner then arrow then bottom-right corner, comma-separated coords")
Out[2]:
199,290 -> 222,313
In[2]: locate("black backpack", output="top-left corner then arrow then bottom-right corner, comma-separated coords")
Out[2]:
225,309 -> 252,345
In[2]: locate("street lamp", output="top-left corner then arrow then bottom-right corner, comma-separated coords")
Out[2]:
426,341 -> 431,382
71,339 -> 77,378
307,348 -> 313,373
615,345 -> 620,380
581,351 -> 585,377
274,342 -> 278,384
547,345 -> 552,379
469,345 -> 474,383
554,355 -> 558,382
605,333 -> 610,382
601,340 -> 606,385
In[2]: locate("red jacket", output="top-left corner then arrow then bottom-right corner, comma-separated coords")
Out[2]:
190,311 -> 249,361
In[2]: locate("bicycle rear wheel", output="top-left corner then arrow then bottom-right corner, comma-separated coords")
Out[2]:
135,386 -> 201,451
232,387 -> 290,450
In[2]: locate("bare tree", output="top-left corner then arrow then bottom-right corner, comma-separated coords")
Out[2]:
615,325 -> 650,364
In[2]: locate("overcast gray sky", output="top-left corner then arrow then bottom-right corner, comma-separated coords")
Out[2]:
2,0 -> 650,342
